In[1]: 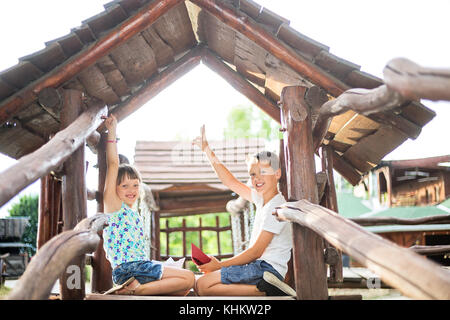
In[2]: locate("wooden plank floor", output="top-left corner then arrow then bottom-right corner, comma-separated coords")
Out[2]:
85,294 -> 295,300
85,267 -> 382,300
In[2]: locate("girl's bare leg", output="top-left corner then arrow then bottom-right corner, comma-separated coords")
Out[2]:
194,270 -> 265,296
119,266 -> 195,296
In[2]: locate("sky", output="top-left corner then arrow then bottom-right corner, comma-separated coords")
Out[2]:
0,0 -> 449,217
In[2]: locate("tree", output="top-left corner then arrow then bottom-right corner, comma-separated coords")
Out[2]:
8,194 -> 39,256
223,104 -> 281,141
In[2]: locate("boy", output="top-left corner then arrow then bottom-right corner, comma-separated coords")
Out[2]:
192,125 -> 295,296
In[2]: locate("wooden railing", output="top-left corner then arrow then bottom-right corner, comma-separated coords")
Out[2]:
159,214 -> 234,268
6,214 -> 108,300
274,200 -> 450,300
351,214 -> 450,227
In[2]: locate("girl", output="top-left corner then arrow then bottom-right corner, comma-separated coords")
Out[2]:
102,114 -> 194,295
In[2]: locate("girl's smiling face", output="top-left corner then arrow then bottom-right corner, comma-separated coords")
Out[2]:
116,175 -> 140,207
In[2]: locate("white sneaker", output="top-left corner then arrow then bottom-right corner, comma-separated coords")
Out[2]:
257,272 -> 296,296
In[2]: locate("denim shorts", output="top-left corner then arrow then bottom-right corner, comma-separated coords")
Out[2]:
112,260 -> 163,285
221,260 -> 283,285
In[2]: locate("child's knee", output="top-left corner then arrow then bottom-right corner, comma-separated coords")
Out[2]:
181,269 -> 195,289
194,275 -> 206,295
194,274 -> 213,296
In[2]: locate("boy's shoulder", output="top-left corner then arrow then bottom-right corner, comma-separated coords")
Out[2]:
252,189 -> 285,210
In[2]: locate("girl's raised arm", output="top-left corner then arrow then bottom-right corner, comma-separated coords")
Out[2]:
103,114 -> 122,212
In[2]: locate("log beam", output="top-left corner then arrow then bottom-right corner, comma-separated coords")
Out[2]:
384,57 -> 450,101
0,101 -> 107,208
312,85 -> 407,151
351,214 -> 450,227
202,48 -> 281,123
0,0 -> 184,126
409,245 -> 450,256
280,85 -> 328,300
274,200 -> 450,300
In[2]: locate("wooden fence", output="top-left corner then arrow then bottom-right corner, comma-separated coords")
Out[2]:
159,214 -> 234,268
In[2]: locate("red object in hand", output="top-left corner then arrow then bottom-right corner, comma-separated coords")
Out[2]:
191,243 -> 211,265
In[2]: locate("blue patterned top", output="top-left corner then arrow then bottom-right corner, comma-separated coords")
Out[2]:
103,203 -> 148,269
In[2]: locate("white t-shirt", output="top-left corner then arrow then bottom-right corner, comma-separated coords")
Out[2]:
249,189 -> 292,278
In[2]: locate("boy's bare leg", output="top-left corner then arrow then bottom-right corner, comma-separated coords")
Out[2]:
195,270 -> 265,296
120,267 -> 195,296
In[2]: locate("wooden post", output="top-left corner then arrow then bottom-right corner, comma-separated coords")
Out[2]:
37,174 -> 62,249
151,209 -> 161,261
199,217 -> 203,251
59,89 -> 87,300
321,145 -> 343,283
280,85 -> 328,300
216,216 -> 221,256
38,175 -> 51,250
279,139 -> 295,289
91,132 -> 113,293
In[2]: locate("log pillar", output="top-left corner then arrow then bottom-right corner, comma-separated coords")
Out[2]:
37,173 -> 62,250
91,132 -> 113,292
280,86 -> 328,300
321,145 -> 343,283
59,89 -> 87,300
278,139 -> 295,289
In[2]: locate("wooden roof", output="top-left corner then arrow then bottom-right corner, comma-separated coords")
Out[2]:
134,138 -> 265,192
379,155 -> 450,171
0,0 -> 436,185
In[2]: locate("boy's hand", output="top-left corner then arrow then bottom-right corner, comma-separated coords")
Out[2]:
192,125 -> 209,152
198,255 -> 221,273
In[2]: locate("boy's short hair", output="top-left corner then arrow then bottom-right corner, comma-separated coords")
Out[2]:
117,164 -> 142,185
246,151 -> 280,171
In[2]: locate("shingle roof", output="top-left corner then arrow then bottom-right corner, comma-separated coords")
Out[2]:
0,0 -> 436,185
134,138 -> 266,192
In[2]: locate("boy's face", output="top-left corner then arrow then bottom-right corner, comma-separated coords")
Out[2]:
248,161 -> 281,195
116,175 -> 140,207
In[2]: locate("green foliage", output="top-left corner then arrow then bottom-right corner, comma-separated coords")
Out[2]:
223,104 -> 282,141
0,285 -> 12,298
160,212 -> 233,272
8,194 -> 39,256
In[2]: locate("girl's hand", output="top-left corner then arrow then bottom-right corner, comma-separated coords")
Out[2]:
198,255 -> 221,273
192,124 -> 209,152
104,114 -> 117,133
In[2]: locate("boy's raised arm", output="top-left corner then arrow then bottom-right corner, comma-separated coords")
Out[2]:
192,125 -> 252,202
